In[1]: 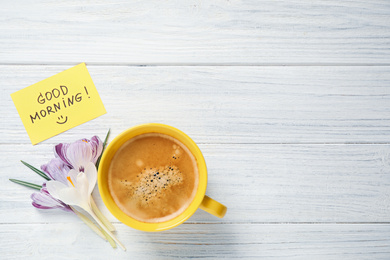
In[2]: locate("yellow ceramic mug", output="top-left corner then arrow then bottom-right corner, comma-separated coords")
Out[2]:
98,123 -> 227,232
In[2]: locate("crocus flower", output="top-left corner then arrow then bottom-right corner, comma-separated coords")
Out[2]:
31,185 -> 72,212
29,182 -> 110,243
47,162 -> 96,210
30,180 -> 111,243
13,132 -> 118,249
41,158 -> 70,184
46,162 -> 126,251
49,136 -> 115,232
54,136 -> 103,171
38,135 -> 115,242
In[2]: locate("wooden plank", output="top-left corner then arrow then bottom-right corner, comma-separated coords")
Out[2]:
2,65 -> 390,144
1,1 -> 390,64
1,223 -> 389,259
2,143 -> 390,223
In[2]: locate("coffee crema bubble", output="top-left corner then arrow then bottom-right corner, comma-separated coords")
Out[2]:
108,133 -> 199,223
121,165 -> 183,207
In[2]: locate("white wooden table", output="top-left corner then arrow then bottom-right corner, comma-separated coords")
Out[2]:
1,1 -> 390,259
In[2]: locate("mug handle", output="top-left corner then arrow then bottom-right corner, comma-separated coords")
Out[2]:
199,195 -> 227,218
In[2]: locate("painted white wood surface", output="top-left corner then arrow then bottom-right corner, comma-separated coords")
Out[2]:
2,143 -> 390,224
2,224 -> 390,259
1,0 -> 390,259
2,66 -> 390,144
1,1 -> 390,64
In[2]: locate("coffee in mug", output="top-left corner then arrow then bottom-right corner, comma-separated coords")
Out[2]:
108,133 -> 199,223
98,123 -> 227,232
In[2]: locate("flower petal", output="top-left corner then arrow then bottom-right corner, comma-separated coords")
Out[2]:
57,186 -> 84,207
54,143 -> 72,167
89,136 -> 103,164
46,175 -> 90,210
84,162 -> 97,195
41,158 -> 70,184
66,142 -> 93,171
46,180 -> 68,201
67,169 -> 79,187
76,171 -> 91,203
31,188 -> 72,212
54,136 -> 103,171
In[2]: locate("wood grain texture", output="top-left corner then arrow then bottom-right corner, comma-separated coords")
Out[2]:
1,223 -> 389,259
1,0 -> 390,258
2,143 -> 390,224
0,0 -> 389,64
2,65 -> 390,144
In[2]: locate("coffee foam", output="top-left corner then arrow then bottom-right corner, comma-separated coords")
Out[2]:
120,165 -> 183,207
108,133 -> 199,223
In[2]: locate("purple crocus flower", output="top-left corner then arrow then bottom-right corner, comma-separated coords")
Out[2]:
32,159 -> 72,212
31,185 -> 72,212
22,134 -> 115,246
54,136 -> 103,172
33,136 -> 102,211
35,135 -> 103,211
41,157 -> 70,184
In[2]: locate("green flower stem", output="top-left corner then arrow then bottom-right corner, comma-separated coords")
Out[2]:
71,206 -> 106,241
91,196 -> 116,232
86,208 -> 126,251
101,229 -> 117,249
72,206 -> 117,249
96,129 -> 110,170
9,179 -> 42,190
20,160 -> 50,180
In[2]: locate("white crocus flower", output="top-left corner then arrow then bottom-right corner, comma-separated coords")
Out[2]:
46,162 -> 126,251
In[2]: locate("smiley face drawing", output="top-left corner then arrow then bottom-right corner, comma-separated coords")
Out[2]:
56,115 -> 68,124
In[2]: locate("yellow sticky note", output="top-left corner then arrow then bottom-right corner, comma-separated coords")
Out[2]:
11,63 -> 106,145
